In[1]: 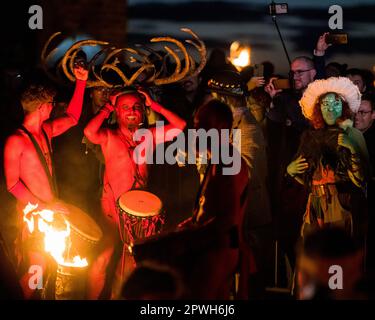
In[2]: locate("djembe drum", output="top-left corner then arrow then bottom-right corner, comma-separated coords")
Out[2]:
117,190 -> 165,246
63,203 -> 103,261
40,202 -> 103,300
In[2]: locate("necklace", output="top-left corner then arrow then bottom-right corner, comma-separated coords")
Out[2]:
33,132 -> 52,171
116,128 -> 147,188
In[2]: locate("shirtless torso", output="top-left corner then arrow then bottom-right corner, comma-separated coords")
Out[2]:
4,77 -> 87,209
84,88 -> 186,299
3,68 -> 87,299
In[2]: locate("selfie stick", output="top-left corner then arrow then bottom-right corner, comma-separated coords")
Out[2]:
270,2 -> 291,65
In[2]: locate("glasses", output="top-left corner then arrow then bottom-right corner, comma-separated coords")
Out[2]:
95,87 -> 111,94
357,110 -> 372,116
47,100 -> 57,107
289,68 -> 314,77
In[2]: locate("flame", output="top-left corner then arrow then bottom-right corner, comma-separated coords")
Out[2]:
229,41 -> 251,71
23,203 -> 88,268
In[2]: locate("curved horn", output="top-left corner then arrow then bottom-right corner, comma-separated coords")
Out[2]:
101,63 -> 130,86
134,46 -> 165,83
125,48 -> 157,84
102,62 -> 155,87
61,39 -> 109,83
88,47 -> 114,88
135,44 -> 164,61
163,45 -> 182,74
181,28 -> 207,77
103,47 -> 157,86
127,64 -> 155,86
150,36 -> 190,85
41,32 -> 62,65
41,32 -> 64,83
188,56 -> 196,73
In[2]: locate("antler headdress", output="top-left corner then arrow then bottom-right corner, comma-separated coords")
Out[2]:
41,28 -> 207,88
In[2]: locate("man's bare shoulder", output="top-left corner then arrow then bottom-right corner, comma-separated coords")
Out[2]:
4,130 -> 30,155
5,129 -> 27,144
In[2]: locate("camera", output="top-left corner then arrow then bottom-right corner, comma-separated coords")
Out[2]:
269,2 -> 288,15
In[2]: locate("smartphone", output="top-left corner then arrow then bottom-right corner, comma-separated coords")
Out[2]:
273,78 -> 290,90
325,33 -> 348,45
253,64 -> 264,77
269,3 -> 288,15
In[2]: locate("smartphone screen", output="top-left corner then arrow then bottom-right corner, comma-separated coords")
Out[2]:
268,3 -> 289,15
325,33 -> 348,45
254,64 -> 264,77
273,79 -> 290,90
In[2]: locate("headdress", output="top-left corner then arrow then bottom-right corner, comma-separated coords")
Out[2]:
299,77 -> 361,120
207,70 -> 246,96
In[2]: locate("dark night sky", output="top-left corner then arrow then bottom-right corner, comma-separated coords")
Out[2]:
127,0 -> 375,74
1,0 -> 374,76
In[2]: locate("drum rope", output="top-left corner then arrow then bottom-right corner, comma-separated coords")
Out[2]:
117,203 -> 166,281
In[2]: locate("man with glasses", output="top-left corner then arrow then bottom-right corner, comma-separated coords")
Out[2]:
265,32 -> 329,129
346,68 -> 370,94
355,93 -> 375,272
355,93 -> 375,136
3,66 -> 88,299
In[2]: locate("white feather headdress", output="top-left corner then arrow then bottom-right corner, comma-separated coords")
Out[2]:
299,77 -> 361,120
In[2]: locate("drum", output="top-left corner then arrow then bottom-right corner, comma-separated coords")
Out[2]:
54,263 -> 88,300
62,203 -> 103,259
117,190 -> 165,245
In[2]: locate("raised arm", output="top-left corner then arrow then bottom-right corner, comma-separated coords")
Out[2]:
313,32 -> 330,80
44,67 -> 88,137
83,102 -> 113,145
138,88 -> 186,144
4,135 -> 40,205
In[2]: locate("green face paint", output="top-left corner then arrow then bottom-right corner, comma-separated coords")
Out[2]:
320,93 -> 343,126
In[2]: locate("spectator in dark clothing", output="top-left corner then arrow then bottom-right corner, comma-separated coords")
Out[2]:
325,62 -> 348,78
354,93 -> 375,273
346,68 -> 373,94
355,93 -> 375,166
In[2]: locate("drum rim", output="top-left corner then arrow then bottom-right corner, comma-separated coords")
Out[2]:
69,223 -> 102,242
62,203 -> 103,242
118,190 -> 162,217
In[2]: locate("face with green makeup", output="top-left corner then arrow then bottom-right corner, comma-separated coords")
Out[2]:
320,92 -> 343,126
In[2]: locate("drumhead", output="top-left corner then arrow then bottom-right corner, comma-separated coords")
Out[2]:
118,190 -> 162,217
63,203 -> 103,242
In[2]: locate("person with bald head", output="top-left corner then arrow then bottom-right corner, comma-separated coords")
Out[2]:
84,87 -> 186,299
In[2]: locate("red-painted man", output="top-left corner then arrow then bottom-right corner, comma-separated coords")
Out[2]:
84,87 -> 186,299
3,66 -> 88,299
